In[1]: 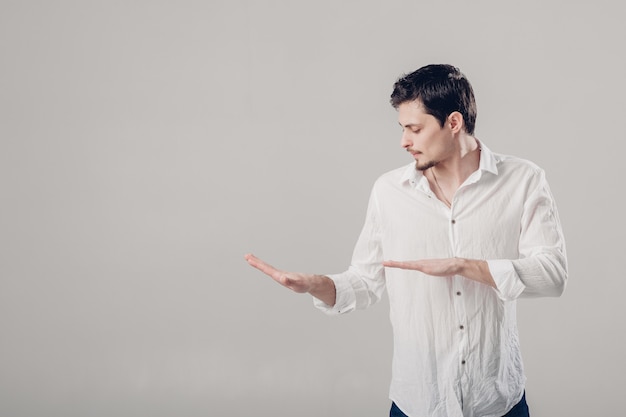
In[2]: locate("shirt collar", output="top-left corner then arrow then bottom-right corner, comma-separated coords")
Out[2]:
400,139 -> 500,186
477,140 -> 499,176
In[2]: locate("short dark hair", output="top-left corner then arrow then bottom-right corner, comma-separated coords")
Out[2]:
390,64 -> 477,135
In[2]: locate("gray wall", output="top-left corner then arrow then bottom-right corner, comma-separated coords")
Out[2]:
1,1 -> 623,416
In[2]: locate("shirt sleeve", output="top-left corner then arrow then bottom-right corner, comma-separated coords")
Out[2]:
313,187 -> 386,315
490,169 -> 568,301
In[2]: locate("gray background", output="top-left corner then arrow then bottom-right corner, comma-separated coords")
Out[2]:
1,1 -> 623,416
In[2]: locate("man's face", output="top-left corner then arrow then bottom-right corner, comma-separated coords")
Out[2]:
397,100 -> 454,171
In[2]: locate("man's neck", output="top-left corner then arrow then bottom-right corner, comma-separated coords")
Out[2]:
428,134 -> 481,204
435,134 -> 480,179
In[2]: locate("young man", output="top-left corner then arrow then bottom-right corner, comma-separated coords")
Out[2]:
245,64 -> 567,417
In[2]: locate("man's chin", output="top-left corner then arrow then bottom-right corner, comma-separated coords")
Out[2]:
415,161 -> 437,171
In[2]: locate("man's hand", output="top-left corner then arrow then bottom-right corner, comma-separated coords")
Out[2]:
244,254 -> 337,305
383,257 -> 496,288
244,253 -> 314,293
383,258 -> 462,276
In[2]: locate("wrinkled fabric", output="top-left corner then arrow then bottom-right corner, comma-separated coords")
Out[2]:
314,142 -> 567,417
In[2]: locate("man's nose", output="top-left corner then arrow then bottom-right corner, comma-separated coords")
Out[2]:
400,131 -> 412,149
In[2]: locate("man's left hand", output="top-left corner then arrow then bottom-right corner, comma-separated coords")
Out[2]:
383,258 -> 496,288
383,258 -> 462,276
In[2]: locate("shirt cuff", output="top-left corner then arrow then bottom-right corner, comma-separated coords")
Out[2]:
312,274 -> 356,315
488,259 -> 526,301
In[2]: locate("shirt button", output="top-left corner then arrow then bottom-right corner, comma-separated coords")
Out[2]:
461,360 -> 466,365
451,219 -> 456,224
456,291 -> 462,296
459,325 -> 464,330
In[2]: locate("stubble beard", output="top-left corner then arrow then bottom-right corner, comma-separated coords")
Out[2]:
415,160 -> 438,172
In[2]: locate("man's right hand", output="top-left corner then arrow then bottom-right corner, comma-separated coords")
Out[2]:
244,254 -> 336,306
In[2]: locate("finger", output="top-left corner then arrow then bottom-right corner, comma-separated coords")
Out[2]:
244,254 -> 282,279
383,260 -> 405,268
383,260 -> 420,270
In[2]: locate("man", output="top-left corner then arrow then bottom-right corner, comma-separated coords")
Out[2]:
245,64 -> 567,417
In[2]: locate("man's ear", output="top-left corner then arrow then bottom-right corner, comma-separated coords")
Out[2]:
448,112 -> 465,134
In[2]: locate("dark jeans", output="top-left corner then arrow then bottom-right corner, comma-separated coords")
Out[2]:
390,392 -> 529,417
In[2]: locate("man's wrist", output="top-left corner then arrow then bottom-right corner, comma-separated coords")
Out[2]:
457,258 -> 495,287
456,257 -> 468,276
308,275 -> 337,306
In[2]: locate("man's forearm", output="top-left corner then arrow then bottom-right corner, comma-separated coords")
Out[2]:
309,275 -> 337,306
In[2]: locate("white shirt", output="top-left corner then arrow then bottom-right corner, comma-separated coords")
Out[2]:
314,142 -> 567,417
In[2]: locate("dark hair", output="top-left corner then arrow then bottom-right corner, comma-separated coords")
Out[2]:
390,64 -> 477,135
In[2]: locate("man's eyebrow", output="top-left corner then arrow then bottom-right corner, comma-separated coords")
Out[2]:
399,122 -> 422,128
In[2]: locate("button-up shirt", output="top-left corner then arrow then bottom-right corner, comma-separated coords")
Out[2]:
314,142 -> 567,417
